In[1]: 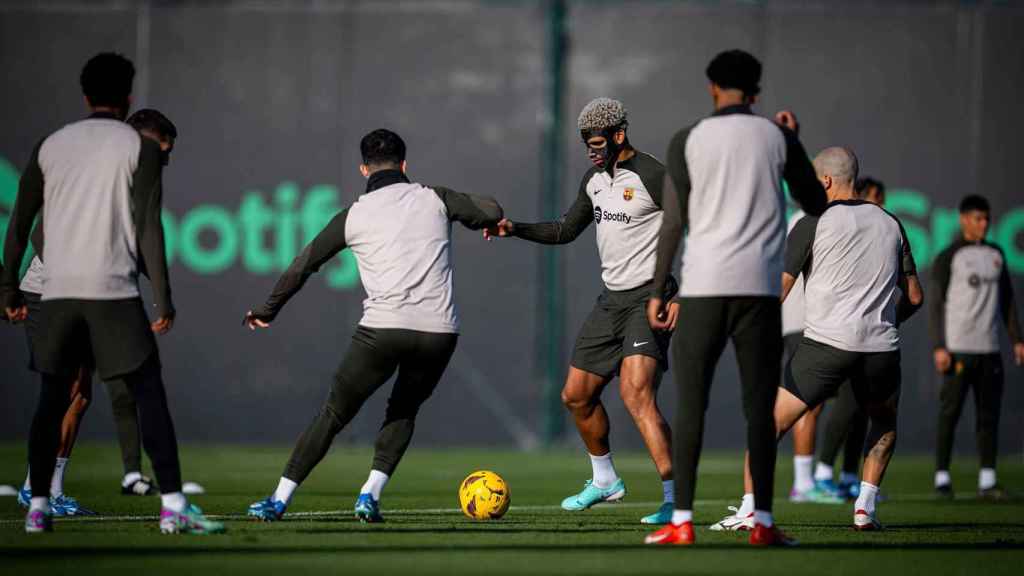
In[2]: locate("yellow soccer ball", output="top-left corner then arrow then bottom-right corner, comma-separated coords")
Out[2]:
458,470 -> 510,520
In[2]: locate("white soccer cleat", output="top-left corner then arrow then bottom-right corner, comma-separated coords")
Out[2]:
708,506 -> 754,531
853,509 -> 882,531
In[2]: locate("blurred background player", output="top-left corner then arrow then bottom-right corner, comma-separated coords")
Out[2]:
644,49 -> 827,547
14,109 -> 178,510
930,194 -> 1023,499
245,129 -> 503,523
485,97 -> 678,525
2,53 -> 220,534
812,177 -> 885,500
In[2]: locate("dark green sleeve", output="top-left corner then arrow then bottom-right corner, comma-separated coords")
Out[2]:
929,246 -> 955,349
249,208 -> 350,323
652,127 -> 692,297
132,138 -> 173,318
1,139 -> 45,309
780,126 -> 827,217
431,187 -> 504,230
511,172 -> 594,245
996,246 -> 1022,345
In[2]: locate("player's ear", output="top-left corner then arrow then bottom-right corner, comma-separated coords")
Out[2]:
400,160 -> 408,174
614,130 -> 626,145
359,164 -> 370,178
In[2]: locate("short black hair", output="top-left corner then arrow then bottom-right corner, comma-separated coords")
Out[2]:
706,49 -> 761,96
80,52 -> 135,109
959,194 -> 990,214
855,177 -> 885,196
127,109 -> 177,140
360,129 -> 406,167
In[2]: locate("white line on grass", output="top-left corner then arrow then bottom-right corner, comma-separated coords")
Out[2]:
0,493 -> 956,525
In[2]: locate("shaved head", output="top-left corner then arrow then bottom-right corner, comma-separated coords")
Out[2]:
813,147 -> 859,186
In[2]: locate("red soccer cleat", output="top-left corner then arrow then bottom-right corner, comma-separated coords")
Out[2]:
644,521 -> 695,545
749,523 -> 798,546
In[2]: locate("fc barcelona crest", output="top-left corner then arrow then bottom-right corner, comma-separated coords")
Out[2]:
623,187 -> 634,201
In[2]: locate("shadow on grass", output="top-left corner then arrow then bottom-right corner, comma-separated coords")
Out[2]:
3,541 -> 1023,557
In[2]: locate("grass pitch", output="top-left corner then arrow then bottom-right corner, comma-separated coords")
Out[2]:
1,443 -> 1022,575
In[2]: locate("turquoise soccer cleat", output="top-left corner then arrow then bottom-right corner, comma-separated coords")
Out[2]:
247,496 -> 287,522
640,501 -> 674,525
560,478 -> 626,511
160,504 -> 225,534
50,494 -> 97,516
354,493 -> 384,523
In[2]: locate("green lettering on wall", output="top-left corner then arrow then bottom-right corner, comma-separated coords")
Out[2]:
179,205 -> 238,274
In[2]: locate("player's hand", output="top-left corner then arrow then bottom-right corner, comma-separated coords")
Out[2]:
647,298 -> 676,331
151,315 -> 174,335
1014,342 -> 1024,366
244,310 -> 271,330
5,305 -> 28,324
774,110 -> 799,135
483,219 -> 514,241
933,348 -> 952,373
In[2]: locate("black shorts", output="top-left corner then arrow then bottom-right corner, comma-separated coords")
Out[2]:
570,277 -> 676,380
784,337 -> 901,409
31,297 -> 156,380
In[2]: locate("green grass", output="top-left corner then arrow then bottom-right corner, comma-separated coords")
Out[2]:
1,443 -> 1022,575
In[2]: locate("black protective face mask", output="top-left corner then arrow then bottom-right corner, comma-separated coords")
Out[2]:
582,126 -> 624,175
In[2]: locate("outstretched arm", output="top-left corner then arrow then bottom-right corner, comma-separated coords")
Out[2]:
489,184 -> 593,244
246,208 -> 350,328
432,187 -> 504,230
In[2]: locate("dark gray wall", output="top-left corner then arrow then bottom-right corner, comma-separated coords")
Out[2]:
1,1 -> 1022,459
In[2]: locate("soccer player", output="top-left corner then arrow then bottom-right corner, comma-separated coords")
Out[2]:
716,147 -> 924,534
245,129 -> 503,523
14,109 -> 178,509
811,177 -> 885,500
931,194 -> 1023,499
643,50 -> 827,546
2,53 -> 221,534
484,97 -> 678,524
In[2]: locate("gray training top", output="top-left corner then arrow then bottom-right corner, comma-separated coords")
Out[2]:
511,150 -> 665,291
1,112 -> 171,316
249,170 -> 503,334
652,104 -> 827,299
929,237 -> 1021,354
785,200 -> 918,353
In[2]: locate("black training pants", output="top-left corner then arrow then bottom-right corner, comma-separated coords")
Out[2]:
105,379 -> 143,475
818,382 -> 869,475
936,353 -> 1003,471
283,326 -> 457,484
671,297 -> 781,512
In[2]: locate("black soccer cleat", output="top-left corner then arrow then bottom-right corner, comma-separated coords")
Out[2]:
935,484 -> 954,500
978,485 -> 1009,501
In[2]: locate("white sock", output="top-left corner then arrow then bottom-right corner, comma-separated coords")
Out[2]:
979,468 -> 996,490
589,452 -> 619,489
754,510 -> 774,528
854,482 -> 878,515
30,496 -> 49,513
935,470 -> 951,488
161,491 -> 188,513
793,455 -> 814,492
273,477 -> 299,504
661,479 -> 674,504
671,509 -> 692,525
737,493 -> 755,517
50,457 -> 68,497
360,470 -> 390,501
122,471 -> 143,488
839,471 -> 859,486
814,462 -> 833,482
23,470 -> 31,491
